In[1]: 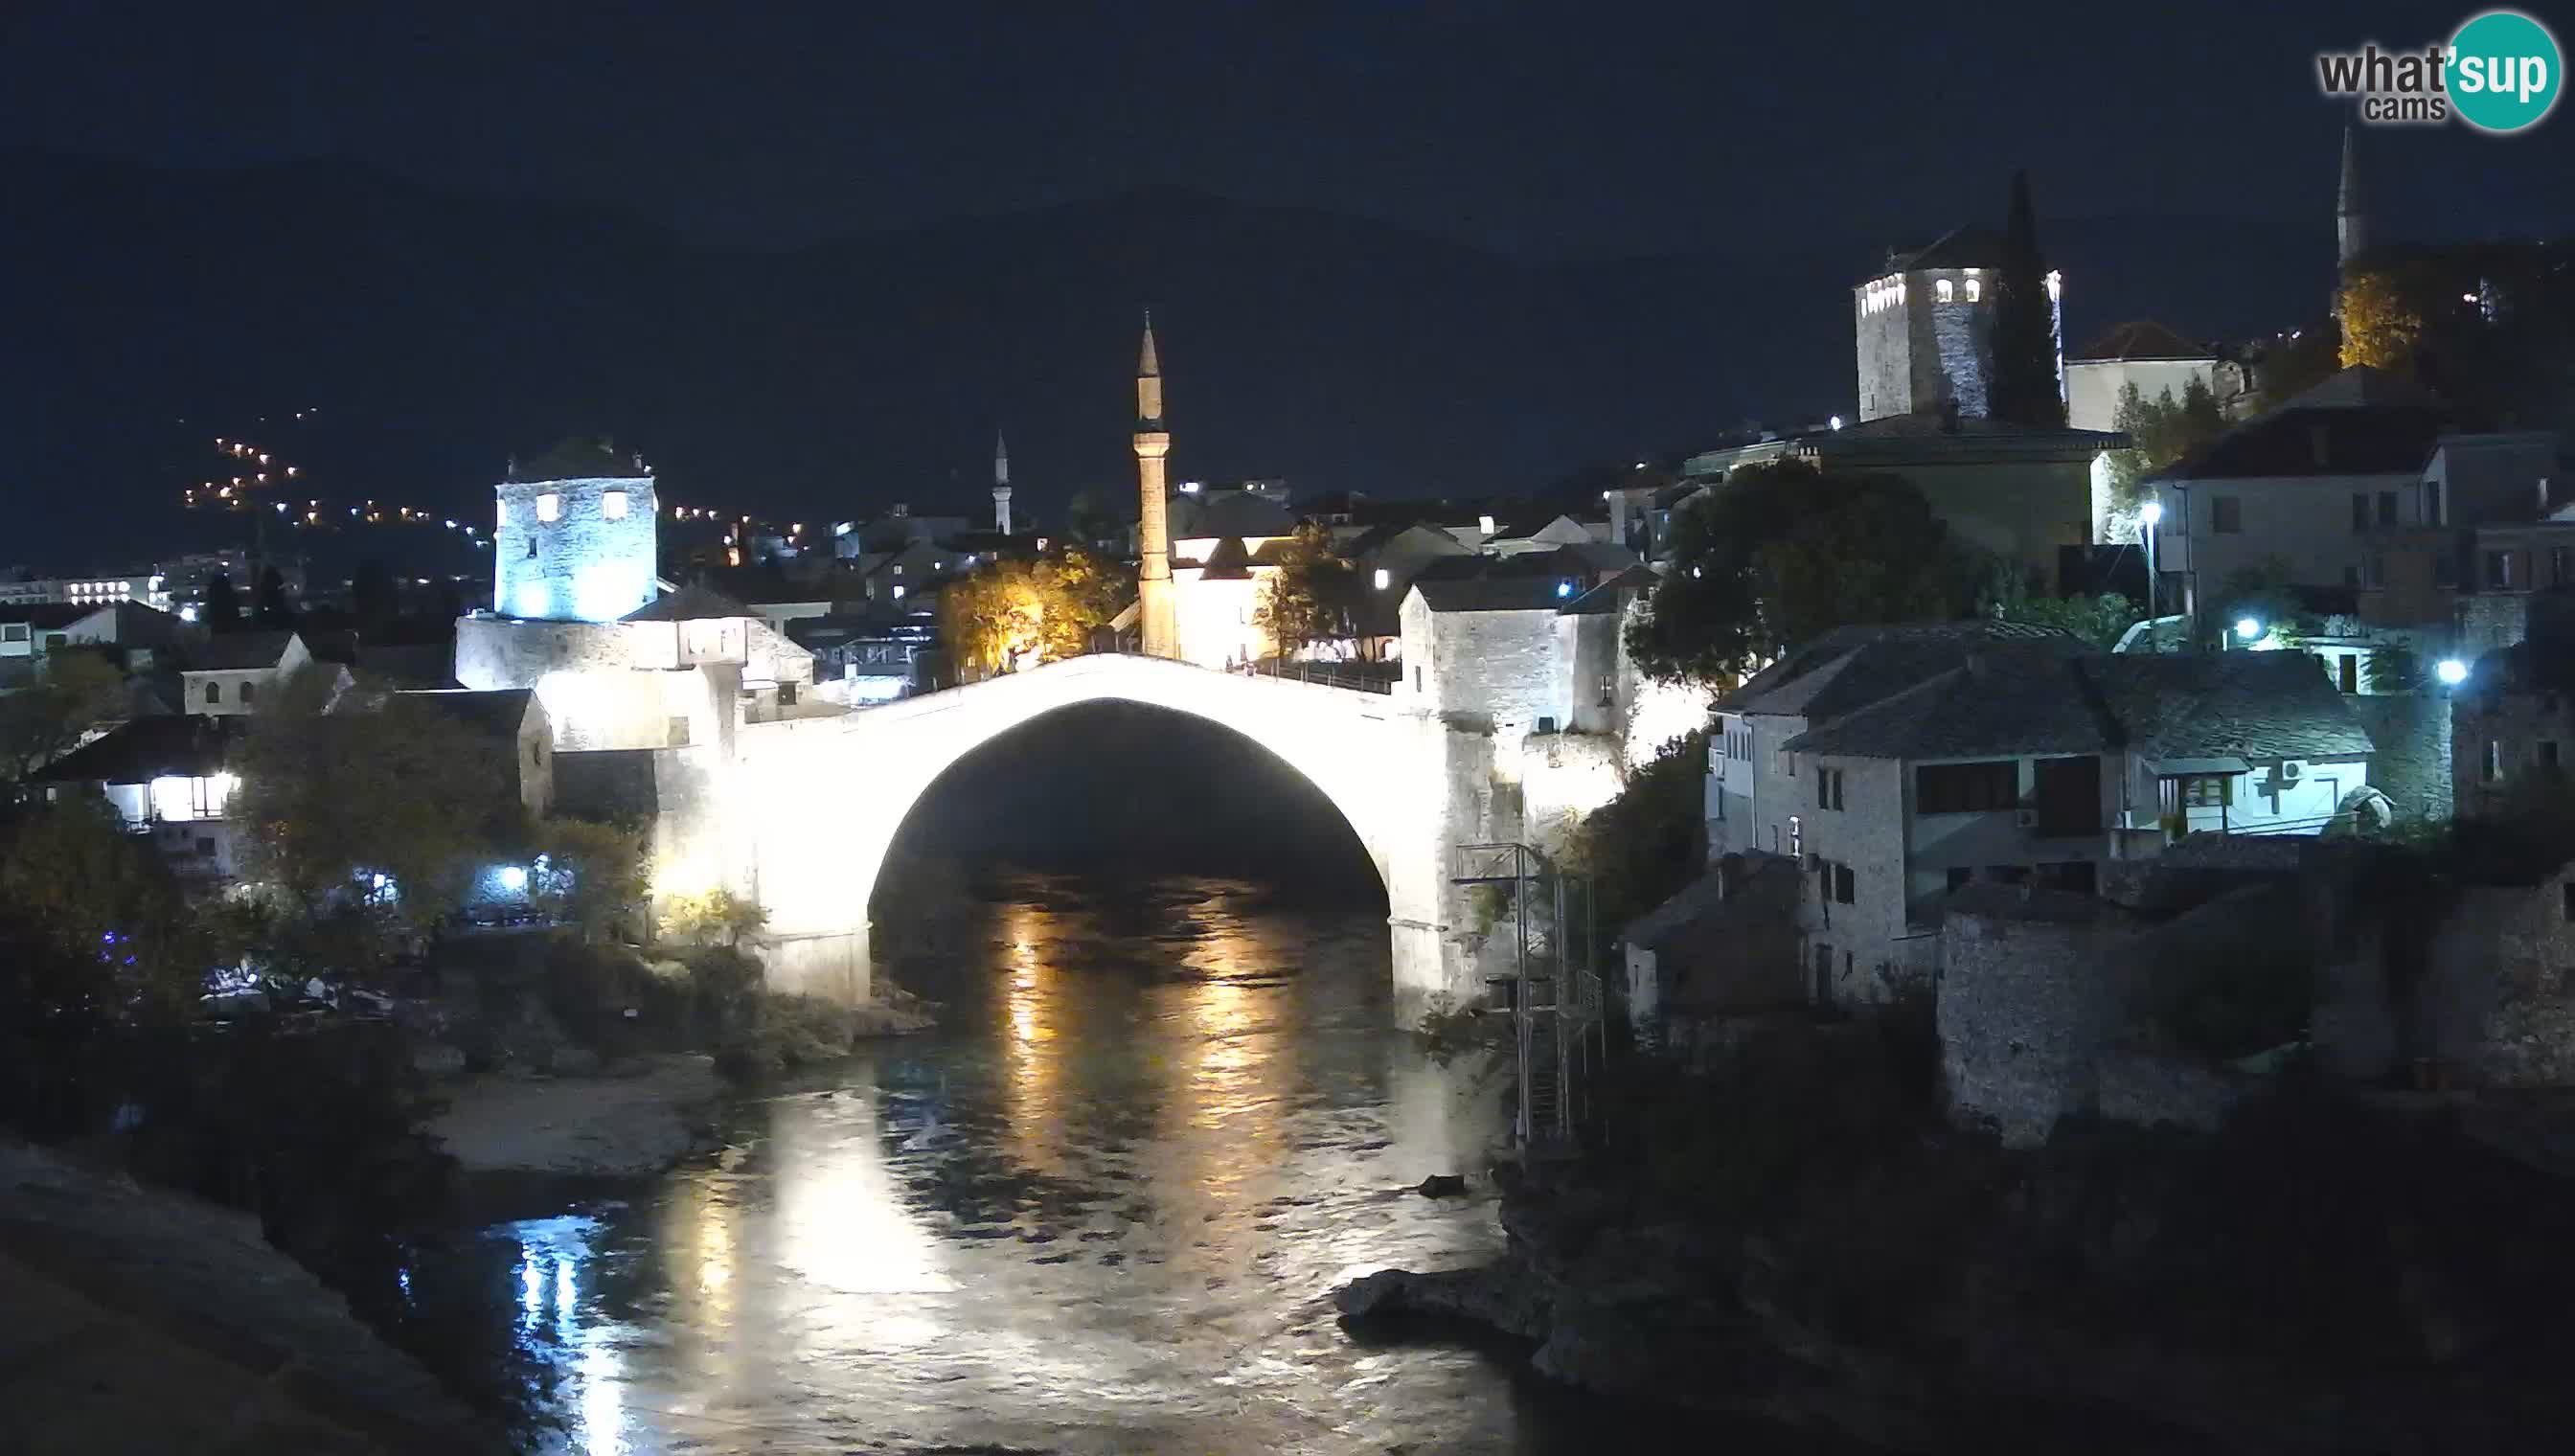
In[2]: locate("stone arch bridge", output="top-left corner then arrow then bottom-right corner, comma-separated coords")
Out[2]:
706,653 -> 1545,1024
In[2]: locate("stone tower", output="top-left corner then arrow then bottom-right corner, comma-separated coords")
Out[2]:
1132,314 -> 1178,658
492,471 -> 658,623
991,429 -> 1013,535
2336,124 -> 2370,269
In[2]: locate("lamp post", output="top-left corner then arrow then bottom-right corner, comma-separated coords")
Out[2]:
2139,499 -> 2164,648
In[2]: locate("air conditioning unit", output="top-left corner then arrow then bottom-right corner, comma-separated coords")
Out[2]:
2016,808 -> 2039,828
2279,761 -> 2304,784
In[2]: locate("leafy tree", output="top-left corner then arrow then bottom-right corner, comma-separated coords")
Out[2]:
1995,591 -> 2142,650
938,545 -> 1126,675
230,667 -> 509,938
2362,642 -> 2422,694
201,570 -> 243,632
0,650 -> 125,795
1561,730 -> 1710,945
1255,522 -> 1360,661
2102,377 -> 2227,520
1627,461 -> 1953,685
253,565 -> 293,627
1987,170 -> 2066,428
531,817 -> 650,943
2339,266 -> 2427,372
658,888 -> 766,947
0,795 -> 222,1022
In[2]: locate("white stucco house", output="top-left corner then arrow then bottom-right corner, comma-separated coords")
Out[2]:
178,630 -> 344,715
35,715 -> 250,881
1712,623 -> 2375,1005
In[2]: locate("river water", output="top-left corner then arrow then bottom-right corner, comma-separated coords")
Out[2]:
384,873 -> 1781,1454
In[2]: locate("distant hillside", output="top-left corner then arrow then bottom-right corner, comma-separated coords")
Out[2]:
0,149 -> 2328,555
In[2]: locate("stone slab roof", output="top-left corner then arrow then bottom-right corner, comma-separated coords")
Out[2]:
622,584 -> 752,623
395,687 -> 536,740
1726,621 -> 2084,723
36,715 -> 241,785
2072,320 -> 2217,363
181,629 -> 300,672
1782,648 -> 2375,763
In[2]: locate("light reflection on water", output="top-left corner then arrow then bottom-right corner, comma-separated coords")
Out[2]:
409,875 -> 1746,1454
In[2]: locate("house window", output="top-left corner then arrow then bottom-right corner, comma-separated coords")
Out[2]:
1812,943 -> 1834,1004
1936,279 -> 1954,303
205,681 -> 221,704
2487,551 -> 2517,589
1965,278 -> 1982,302
1789,814 -> 1802,861
2181,775 -> 2232,808
2541,740 -> 2562,769
777,681 -> 797,707
536,492 -> 561,522
2555,547 -> 2572,586
2426,481 -> 2443,523
2351,492 -> 2370,532
1413,668 -> 1424,692
1833,863 -> 1855,904
1815,766 -> 1844,810
2378,490 -> 2399,526
2339,653 -> 2359,694
239,682 -> 255,706
603,489 -> 629,520
2211,496 -> 2242,534
669,716 -> 692,747
2485,740 -> 2503,784
1915,761 -> 2017,814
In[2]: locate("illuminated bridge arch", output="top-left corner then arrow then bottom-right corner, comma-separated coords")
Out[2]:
725,654 -> 1479,1023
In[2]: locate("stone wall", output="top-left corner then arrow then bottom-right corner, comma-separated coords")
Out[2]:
2420,880 -> 2575,1087
1928,294 -> 1991,419
2093,1049 -> 2250,1133
1855,286 -> 1912,421
2347,692 -> 2452,823
1938,895 -> 2135,1148
2450,682 -> 2572,820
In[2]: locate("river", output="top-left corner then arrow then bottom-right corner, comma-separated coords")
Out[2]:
379,872 -> 1789,1453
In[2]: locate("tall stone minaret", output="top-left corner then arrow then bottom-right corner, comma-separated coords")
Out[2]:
1133,312 -> 1178,658
991,429 -> 1014,535
2336,124 -> 2369,269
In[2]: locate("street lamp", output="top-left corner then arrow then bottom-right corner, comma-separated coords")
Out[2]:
2436,658 -> 2469,687
2235,616 -> 2264,643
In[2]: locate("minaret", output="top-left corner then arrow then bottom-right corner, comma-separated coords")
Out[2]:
991,429 -> 1014,535
2336,124 -> 2369,269
1132,312 -> 1178,658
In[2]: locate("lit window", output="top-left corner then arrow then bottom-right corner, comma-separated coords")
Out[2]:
536,493 -> 561,522
1374,567 -> 1391,590
602,489 -> 628,520
1965,278 -> 1982,302
1936,279 -> 1955,303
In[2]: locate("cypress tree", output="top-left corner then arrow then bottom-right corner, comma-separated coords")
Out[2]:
1989,171 -> 2065,427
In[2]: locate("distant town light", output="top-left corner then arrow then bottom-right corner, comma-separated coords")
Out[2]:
2436,657 -> 2470,686
2234,617 -> 2262,641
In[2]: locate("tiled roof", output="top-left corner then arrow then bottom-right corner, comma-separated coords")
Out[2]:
0,603 -> 88,629
1411,577 -> 1568,613
2072,321 -> 2217,363
36,715 -> 241,785
623,584 -> 753,623
2155,368 -> 2450,482
1168,490 -> 1295,539
1196,536 -> 1255,580
1727,621 -> 2084,722
1782,648 -> 2374,762
396,688 -> 536,739
183,629 -> 300,671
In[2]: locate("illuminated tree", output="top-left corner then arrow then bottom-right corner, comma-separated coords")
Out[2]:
2339,267 -> 2427,371
657,888 -> 766,947
231,667 -> 509,934
2102,376 -> 2226,517
531,817 -> 650,943
1255,522 -> 1360,661
938,546 -> 1127,676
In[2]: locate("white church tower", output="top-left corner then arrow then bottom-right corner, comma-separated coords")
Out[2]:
493,468 -> 659,623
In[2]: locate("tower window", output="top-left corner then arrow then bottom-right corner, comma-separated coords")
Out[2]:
1936,279 -> 1955,303
536,492 -> 561,523
602,489 -> 628,520
1965,278 -> 1982,302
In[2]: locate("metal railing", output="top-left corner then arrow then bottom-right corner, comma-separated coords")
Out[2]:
1453,841 -> 1605,1155
1230,658 -> 1397,694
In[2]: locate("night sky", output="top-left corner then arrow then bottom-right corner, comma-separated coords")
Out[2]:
5,2 -> 2571,557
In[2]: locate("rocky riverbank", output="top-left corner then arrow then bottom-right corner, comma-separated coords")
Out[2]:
1339,1039 -> 2575,1453
0,1140 -> 494,1454
423,1053 -> 727,1176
